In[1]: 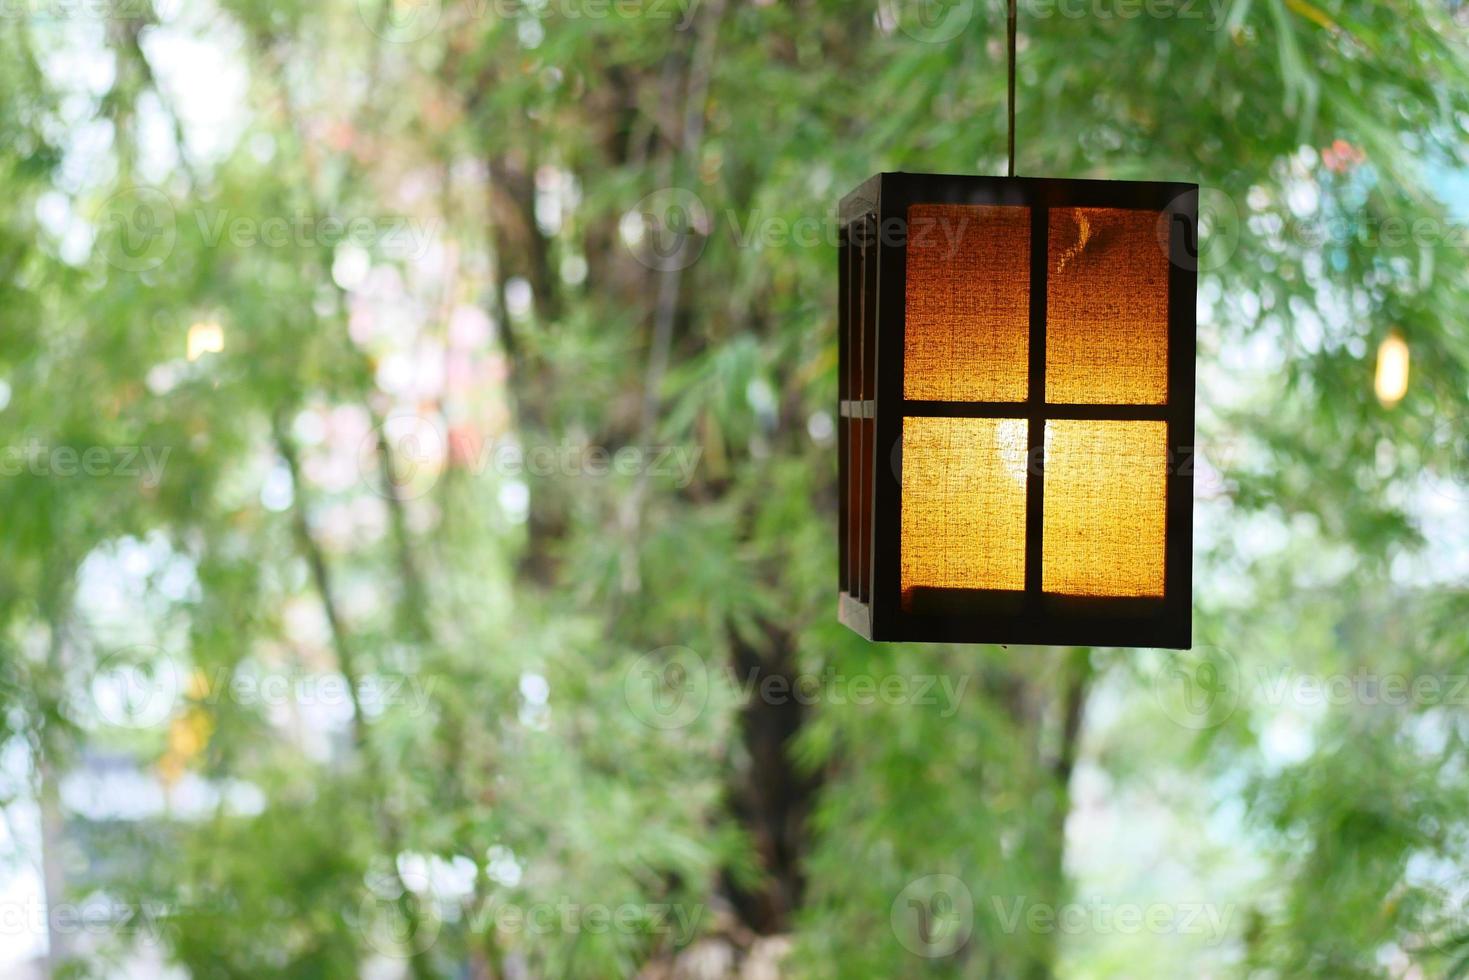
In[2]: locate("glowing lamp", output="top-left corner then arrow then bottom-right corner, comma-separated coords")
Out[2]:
837,173 -> 1197,648
1374,331 -> 1409,407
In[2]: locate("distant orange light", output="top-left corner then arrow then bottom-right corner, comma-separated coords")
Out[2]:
1374,332 -> 1409,407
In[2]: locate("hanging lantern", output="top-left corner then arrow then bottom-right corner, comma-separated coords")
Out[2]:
836,173 -> 1198,648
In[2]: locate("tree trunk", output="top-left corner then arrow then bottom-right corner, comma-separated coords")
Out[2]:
722,621 -> 820,935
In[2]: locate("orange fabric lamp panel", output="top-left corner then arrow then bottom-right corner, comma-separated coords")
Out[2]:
899,416 -> 1029,602
1041,420 -> 1168,597
904,204 -> 1031,402
1046,207 -> 1169,405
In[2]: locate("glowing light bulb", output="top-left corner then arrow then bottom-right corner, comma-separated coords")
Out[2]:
1374,331 -> 1409,407
187,321 -> 224,362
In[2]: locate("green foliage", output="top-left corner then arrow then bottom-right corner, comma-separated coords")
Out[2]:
1,0 -> 1467,977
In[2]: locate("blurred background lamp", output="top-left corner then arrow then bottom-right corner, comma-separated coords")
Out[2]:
836,173 -> 1197,648
187,320 -> 225,362
1374,331 -> 1409,407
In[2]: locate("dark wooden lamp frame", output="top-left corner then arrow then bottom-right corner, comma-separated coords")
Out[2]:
837,172 -> 1198,649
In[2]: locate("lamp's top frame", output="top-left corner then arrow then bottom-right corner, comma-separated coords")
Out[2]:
841,171 -> 1199,225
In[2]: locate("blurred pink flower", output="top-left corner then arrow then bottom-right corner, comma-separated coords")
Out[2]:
1321,139 -> 1365,174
